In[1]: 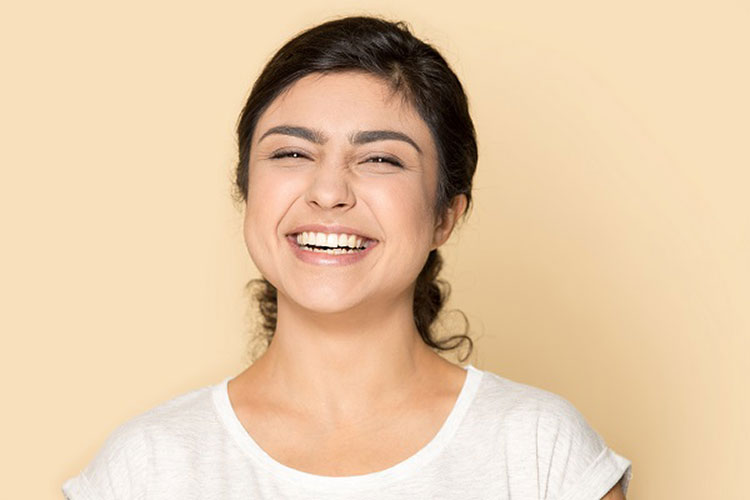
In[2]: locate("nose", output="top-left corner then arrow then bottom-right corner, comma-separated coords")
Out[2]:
303,160 -> 355,211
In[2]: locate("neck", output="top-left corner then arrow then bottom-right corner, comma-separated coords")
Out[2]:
246,289 -> 443,424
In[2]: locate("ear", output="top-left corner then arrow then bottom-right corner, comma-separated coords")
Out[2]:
431,194 -> 468,250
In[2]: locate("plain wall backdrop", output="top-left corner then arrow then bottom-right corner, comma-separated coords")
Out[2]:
2,1 -> 748,498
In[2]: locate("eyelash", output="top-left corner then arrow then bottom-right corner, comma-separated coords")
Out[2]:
270,150 -> 403,168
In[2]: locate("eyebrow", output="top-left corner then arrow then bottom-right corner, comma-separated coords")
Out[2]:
259,125 -> 326,145
258,125 -> 422,154
351,130 -> 422,154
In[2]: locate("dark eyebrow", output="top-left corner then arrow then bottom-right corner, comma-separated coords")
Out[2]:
258,125 -> 422,155
258,125 -> 327,144
350,130 -> 422,154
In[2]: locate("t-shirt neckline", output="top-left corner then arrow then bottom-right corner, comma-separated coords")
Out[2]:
212,363 -> 483,491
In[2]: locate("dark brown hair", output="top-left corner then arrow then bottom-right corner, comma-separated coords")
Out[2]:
234,16 -> 478,362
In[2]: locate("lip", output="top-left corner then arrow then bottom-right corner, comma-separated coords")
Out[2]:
286,234 -> 379,266
285,224 -> 378,242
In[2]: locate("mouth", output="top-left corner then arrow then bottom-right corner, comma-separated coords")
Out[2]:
288,231 -> 377,255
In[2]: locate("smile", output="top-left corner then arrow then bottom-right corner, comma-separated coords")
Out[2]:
294,231 -> 374,254
286,231 -> 378,265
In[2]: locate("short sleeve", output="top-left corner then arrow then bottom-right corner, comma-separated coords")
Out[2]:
537,396 -> 632,500
62,418 -> 150,500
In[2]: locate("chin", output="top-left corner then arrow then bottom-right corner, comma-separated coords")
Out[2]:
281,281 -> 369,315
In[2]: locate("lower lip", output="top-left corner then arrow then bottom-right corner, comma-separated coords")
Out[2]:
286,235 -> 378,266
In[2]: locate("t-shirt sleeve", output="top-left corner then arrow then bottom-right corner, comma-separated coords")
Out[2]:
536,395 -> 632,500
62,418 -> 150,500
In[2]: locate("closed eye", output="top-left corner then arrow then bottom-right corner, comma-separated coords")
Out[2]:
365,156 -> 403,168
269,150 -> 403,168
270,149 -> 309,160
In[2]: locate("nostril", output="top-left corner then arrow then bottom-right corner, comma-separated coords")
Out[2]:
303,178 -> 355,209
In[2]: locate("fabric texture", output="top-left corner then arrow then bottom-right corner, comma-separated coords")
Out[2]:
62,364 -> 632,499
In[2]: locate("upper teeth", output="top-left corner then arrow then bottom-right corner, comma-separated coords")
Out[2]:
295,232 -> 366,249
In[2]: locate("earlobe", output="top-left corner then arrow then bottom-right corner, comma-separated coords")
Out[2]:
431,194 -> 468,249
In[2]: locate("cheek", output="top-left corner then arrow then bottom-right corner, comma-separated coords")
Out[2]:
245,166 -> 299,227
243,182 -> 268,254
364,177 -> 436,247
242,202 -> 269,278
242,167 -> 297,264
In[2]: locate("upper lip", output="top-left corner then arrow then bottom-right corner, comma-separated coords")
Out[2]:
286,224 -> 378,241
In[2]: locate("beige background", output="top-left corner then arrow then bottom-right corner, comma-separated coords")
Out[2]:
2,1 -> 748,498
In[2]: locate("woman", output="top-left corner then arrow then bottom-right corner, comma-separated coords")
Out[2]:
63,16 -> 631,499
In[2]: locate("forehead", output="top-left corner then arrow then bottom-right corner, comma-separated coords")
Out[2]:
252,71 -> 434,149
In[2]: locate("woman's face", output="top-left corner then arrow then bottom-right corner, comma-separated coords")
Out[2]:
244,71 -> 455,315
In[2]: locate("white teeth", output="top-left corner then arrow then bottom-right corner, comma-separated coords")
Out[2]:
294,231 -> 372,250
309,247 -> 357,254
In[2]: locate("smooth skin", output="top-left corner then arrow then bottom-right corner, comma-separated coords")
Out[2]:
603,477 -> 627,499
229,70 -> 468,476
228,70 -> 626,499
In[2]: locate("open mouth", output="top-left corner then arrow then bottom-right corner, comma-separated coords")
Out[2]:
290,231 -> 377,255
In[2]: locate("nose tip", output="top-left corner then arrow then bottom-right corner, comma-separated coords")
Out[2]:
310,199 -> 350,209
304,166 -> 355,210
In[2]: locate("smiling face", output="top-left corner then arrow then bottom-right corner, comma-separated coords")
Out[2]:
244,71 -> 457,315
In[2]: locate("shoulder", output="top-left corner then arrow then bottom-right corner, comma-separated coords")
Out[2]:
105,380 -> 219,454
470,368 -> 632,499
63,381 -> 219,500
473,368 -> 598,435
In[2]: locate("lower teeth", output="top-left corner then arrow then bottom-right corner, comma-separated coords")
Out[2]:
305,246 -> 362,255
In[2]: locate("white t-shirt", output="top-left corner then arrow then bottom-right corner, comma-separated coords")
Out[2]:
62,364 -> 632,499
